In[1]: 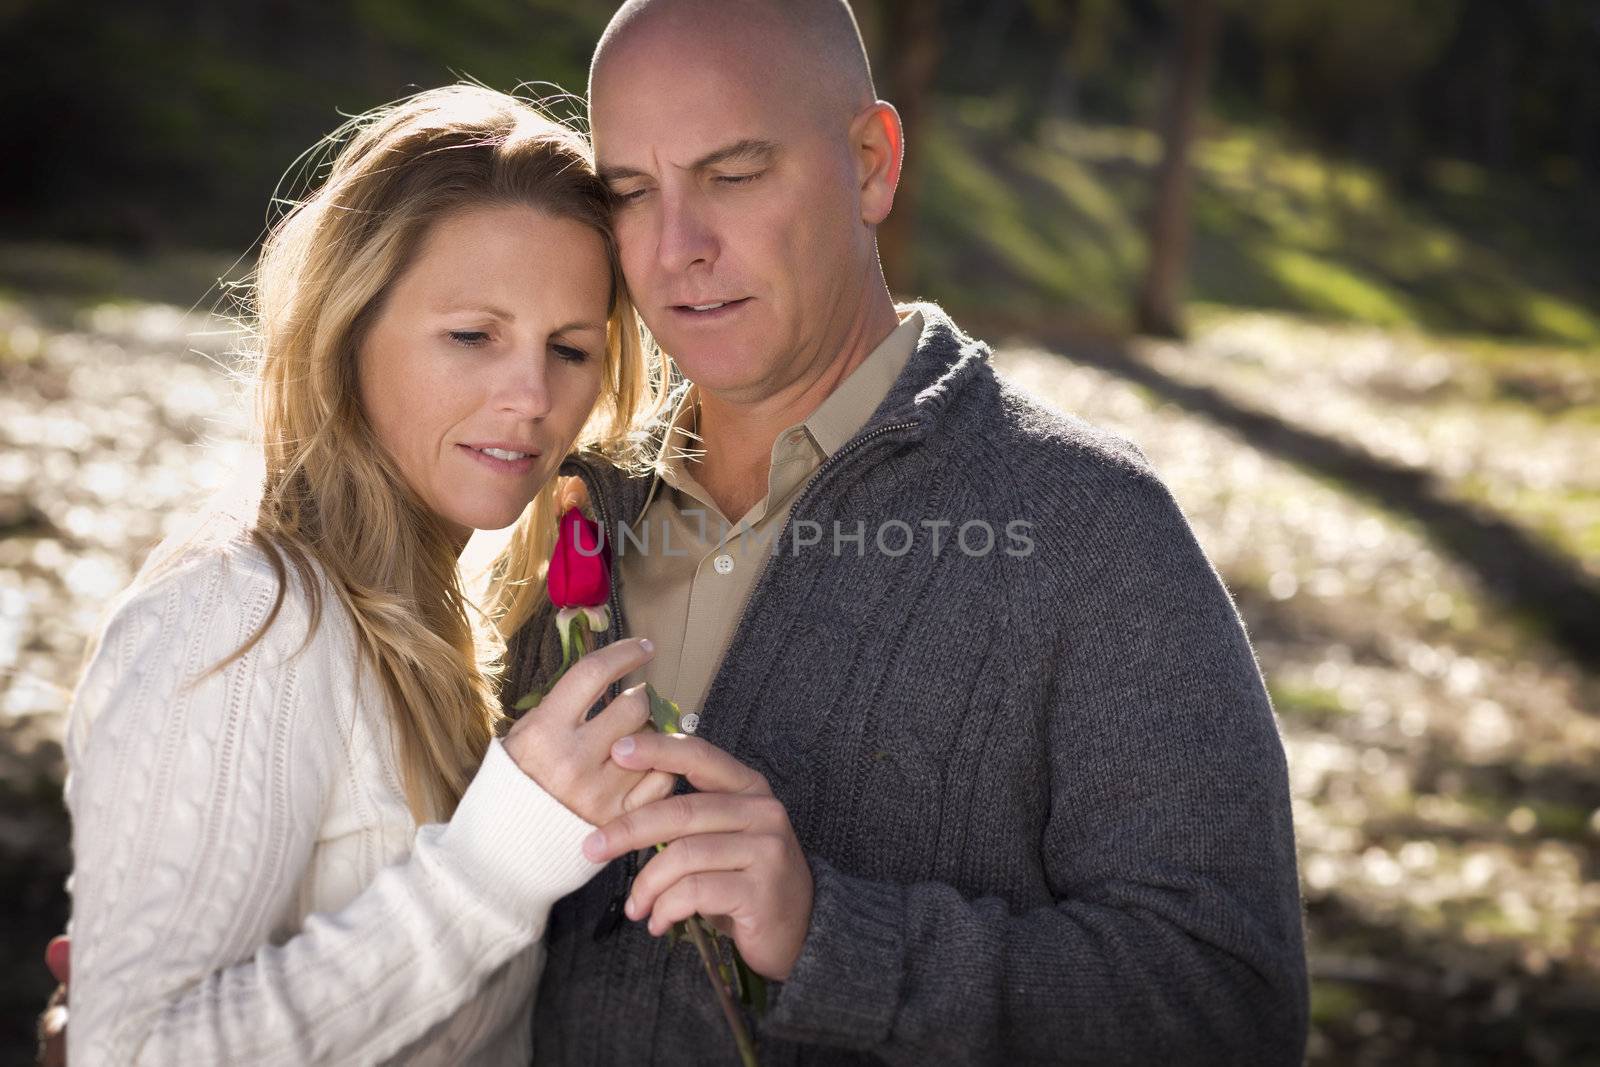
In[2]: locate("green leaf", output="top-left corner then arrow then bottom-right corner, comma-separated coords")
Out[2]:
558,611 -> 589,667
644,683 -> 682,733
512,688 -> 542,711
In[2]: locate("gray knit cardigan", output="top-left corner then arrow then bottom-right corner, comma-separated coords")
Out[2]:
503,303 -> 1309,1066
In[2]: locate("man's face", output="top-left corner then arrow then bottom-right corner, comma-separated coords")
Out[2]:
592,36 -> 866,401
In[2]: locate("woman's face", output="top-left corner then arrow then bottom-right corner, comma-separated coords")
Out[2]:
358,203 -> 611,549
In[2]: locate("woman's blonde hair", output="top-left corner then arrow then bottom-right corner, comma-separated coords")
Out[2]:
137,84 -> 667,821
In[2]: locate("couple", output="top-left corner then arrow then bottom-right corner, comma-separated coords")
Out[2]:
50,0 -> 1310,1064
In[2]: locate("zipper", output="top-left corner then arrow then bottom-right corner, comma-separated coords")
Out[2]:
778,419 -> 920,562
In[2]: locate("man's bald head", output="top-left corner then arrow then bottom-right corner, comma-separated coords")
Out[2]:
585,0 -> 904,407
590,0 -> 876,128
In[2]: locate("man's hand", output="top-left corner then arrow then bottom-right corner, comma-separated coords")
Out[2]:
582,733 -> 813,981
37,934 -> 69,1067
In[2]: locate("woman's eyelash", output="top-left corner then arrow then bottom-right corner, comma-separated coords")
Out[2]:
448,331 -> 587,362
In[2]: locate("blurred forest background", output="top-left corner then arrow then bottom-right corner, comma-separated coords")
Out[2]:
2,1 -> 1598,1064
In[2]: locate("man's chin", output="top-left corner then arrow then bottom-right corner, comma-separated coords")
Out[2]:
665,349 -> 775,398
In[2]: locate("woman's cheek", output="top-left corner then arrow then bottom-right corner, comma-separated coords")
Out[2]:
558,362 -> 606,445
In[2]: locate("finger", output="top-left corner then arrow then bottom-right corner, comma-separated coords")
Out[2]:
593,756 -> 649,799
622,770 -> 676,814
36,976 -> 68,1067
583,791 -> 782,862
580,684 -> 650,752
545,638 -> 654,726
624,831 -> 758,921
609,732 -> 770,796
643,871 -> 749,938
45,936 -> 69,984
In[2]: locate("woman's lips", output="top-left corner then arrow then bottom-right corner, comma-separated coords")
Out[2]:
457,443 -> 538,475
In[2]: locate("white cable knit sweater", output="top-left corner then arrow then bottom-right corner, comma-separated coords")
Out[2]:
64,536 -> 601,1065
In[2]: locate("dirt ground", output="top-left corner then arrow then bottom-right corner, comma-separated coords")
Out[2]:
2,281 -> 1597,1064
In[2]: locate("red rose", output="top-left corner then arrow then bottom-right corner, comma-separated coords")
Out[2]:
548,506 -> 610,609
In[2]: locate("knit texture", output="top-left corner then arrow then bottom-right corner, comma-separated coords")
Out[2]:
506,303 -> 1310,1065
65,536 -> 605,1065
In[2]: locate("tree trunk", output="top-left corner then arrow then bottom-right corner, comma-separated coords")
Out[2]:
875,0 -> 941,296
1133,0 -> 1221,339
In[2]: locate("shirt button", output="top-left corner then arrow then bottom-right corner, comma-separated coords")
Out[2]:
713,553 -> 734,575
679,712 -> 701,735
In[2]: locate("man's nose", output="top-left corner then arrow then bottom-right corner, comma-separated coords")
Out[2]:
656,192 -> 718,274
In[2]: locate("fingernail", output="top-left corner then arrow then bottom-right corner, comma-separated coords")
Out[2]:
613,735 -> 635,757
624,895 -> 638,919
639,638 -> 654,654
582,831 -> 605,859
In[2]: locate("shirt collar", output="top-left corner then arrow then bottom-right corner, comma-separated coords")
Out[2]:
801,307 -> 924,457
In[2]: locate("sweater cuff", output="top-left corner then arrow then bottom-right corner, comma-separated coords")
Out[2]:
762,855 -> 907,1048
434,737 -> 605,919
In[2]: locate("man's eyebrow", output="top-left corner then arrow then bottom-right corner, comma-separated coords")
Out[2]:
598,163 -> 648,184
688,138 -> 779,171
597,138 -> 780,184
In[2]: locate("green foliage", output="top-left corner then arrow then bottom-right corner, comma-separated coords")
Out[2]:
913,104 -> 1600,345
1268,683 -> 1352,729
1233,0 -> 1461,98
644,684 -> 682,734
0,0 -> 616,246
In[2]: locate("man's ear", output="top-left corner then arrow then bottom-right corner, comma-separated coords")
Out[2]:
851,100 -> 903,226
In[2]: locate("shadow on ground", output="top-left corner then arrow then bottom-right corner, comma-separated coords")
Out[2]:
982,315 -> 1600,676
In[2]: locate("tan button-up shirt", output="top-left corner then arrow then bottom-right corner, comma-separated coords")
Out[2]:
618,308 -> 924,722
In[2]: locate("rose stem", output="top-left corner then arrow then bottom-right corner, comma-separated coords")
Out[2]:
683,913 -> 759,1066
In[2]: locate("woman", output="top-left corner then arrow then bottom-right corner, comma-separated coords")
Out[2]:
61,84 -> 672,1064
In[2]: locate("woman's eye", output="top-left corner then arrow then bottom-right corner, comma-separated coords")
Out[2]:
613,188 -> 649,205
553,344 -> 590,364
449,330 -> 490,347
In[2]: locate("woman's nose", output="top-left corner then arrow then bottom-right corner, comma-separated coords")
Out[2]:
493,351 -> 554,420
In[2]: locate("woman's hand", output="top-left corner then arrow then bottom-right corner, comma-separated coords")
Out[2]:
35,935 -> 69,1066
502,637 -> 675,826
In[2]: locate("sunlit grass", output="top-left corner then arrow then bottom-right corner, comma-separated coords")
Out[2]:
0,241 -> 241,310
1269,682 -> 1356,730
916,102 -> 1600,347
1256,247 -> 1418,327
1310,981 -> 1372,1026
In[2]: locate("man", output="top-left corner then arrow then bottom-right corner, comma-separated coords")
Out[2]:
509,0 -> 1309,1063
